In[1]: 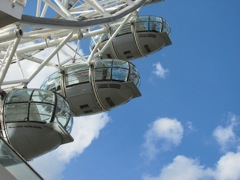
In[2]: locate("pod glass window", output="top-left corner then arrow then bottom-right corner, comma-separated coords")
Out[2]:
4,89 -> 55,123
40,71 -> 61,91
3,89 -> 73,133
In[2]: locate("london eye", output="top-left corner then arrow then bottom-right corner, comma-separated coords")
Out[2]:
0,0 -> 171,178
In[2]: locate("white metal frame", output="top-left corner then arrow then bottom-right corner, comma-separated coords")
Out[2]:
0,0 -> 161,89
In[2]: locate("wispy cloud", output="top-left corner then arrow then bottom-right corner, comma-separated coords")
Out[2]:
213,114 -> 240,151
152,62 -> 169,79
142,118 -> 183,160
30,113 -> 110,180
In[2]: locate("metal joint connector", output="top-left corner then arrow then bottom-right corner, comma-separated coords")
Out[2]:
15,28 -> 23,37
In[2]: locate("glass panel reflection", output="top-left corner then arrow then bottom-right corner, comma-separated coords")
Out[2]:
55,95 -> 72,131
95,60 -> 112,68
129,65 -> 140,87
29,103 -> 53,123
112,59 -> 128,68
4,103 -> 28,122
31,90 -> 55,104
66,70 -> 89,86
94,68 -> 111,81
41,72 -> 61,91
41,59 -> 140,91
6,89 -> 31,103
90,16 -> 171,49
65,117 -> 73,133
112,68 -> 128,81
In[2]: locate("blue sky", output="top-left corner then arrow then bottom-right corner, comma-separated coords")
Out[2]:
21,0 -> 240,179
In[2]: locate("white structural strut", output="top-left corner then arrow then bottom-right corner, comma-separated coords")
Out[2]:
0,29 -> 107,60
0,29 -> 23,43
0,37 -> 21,86
84,0 -> 109,17
87,33 -> 105,64
36,0 -> 42,17
41,0 -> 76,20
28,32 -> 74,83
94,13 -> 133,57
20,0 -> 147,29
54,0 -> 76,20
0,0 -> 165,88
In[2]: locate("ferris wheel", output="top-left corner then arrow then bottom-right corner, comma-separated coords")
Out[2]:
0,0 -> 171,178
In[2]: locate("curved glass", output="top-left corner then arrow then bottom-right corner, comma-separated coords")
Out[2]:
94,59 -> 140,87
55,95 -> 73,133
135,16 -> 171,35
129,65 -> 141,87
65,116 -> 73,133
40,72 -> 61,91
3,89 -> 73,133
4,89 -> 55,123
66,63 -> 89,86
6,89 -> 32,103
90,16 -> 171,48
41,59 -> 140,90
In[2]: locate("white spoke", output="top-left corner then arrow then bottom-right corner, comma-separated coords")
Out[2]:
42,0 -> 73,19
0,0 -> 164,88
54,0 -> 76,20
36,0 -> 42,17
84,0 -> 109,17
0,37 -> 21,85
41,3 -> 49,17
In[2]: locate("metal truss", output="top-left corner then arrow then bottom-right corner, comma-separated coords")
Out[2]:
0,0 -> 161,89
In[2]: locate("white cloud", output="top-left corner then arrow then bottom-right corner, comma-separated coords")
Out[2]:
58,113 -> 109,162
213,126 -> 235,150
143,150 -> 240,180
213,114 -> 240,151
143,155 -> 214,180
142,118 -> 183,160
152,62 -> 168,78
215,150 -> 240,180
30,113 -> 110,180
143,114 -> 240,180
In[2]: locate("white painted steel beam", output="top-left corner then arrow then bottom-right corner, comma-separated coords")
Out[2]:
0,37 -> 21,86
20,0 -> 147,29
42,0 -> 76,20
0,29 -> 23,43
28,32 -> 73,82
84,0 -> 109,16
95,13 -> 132,57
